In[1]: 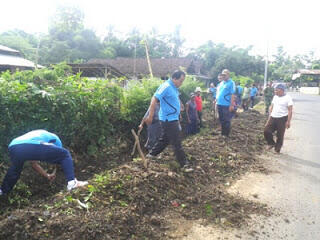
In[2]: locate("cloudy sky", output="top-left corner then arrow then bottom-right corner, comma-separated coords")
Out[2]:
1,0 -> 319,57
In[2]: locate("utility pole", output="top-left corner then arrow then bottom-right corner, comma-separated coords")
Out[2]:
263,41 -> 269,89
144,40 -> 153,78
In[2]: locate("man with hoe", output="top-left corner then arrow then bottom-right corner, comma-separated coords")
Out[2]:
145,70 -> 193,172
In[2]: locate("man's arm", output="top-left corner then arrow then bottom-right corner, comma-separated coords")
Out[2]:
180,99 -> 185,112
229,94 -> 236,112
31,161 -> 56,181
286,105 -> 293,129
145,97 -> 159,125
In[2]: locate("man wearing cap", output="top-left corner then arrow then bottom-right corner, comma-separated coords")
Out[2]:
195,87 -> 203,128
216,69 -> 236,137
145,70 -> 192,171
0,129 -> 88,196
264,84 -> 293,153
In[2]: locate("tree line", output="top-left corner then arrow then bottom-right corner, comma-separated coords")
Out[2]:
1,5 -> 320,83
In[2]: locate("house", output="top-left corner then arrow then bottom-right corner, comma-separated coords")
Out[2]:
87,57 -> 205,79
68,63 -> 124,78
0,45 -> 39,72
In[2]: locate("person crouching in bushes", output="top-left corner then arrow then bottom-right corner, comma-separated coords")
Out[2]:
0,130 -> 88,196
186,92 -> 200,135
139,102 -> 161,151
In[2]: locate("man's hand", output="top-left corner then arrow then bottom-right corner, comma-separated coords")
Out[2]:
47,173 -> 56,181
138,123 -> 144,131
229,105 -> 234,112
144,115 -> 153,125
286,121 -> 291,129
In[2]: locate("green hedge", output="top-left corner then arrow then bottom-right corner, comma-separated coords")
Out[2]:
0,65 -> 202,160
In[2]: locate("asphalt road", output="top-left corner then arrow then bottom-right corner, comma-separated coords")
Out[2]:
231,92 -> 320,240
179,92 -> 320,240
272,92 -> 320,239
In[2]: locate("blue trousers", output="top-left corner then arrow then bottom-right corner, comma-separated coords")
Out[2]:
217,105 -> 233,136
1,143 -> 75,194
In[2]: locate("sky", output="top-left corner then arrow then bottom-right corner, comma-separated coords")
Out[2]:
1,0 -> 320,57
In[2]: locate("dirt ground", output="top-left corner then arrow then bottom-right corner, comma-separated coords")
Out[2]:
0,109 -> 270,239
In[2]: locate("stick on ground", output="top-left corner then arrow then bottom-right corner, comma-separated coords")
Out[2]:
131,129 -> 147,168
131,128 -> 142,156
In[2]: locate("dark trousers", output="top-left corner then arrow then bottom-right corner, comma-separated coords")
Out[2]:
250,96 -> 255,108
1,144 -> 75,194
187,118 -> 198,135
264,116 -> 288,152
149,120 -> 186,167
242,98 -> 249,111
197,111 -> 202,127
217,105 -> 233,136
145,121 -> 161,151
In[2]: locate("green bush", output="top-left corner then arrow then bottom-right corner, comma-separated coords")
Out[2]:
0,66 -> 203,159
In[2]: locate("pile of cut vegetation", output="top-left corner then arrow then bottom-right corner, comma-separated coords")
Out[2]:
0,110 -> 270,240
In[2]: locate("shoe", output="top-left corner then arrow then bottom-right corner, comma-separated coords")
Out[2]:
274,149 -> 281,154
67,179 -> 88,191
146,153 -> 157,160
265,145 -> 274,151
181,163 -> 194,173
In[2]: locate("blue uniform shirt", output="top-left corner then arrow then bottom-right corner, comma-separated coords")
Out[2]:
216,79 -> 236,106
236,85 -> 243,95
209,87 -> 217,99
9,130 -> 63,148
154,79 -> 180,121
250,87 -> 258,97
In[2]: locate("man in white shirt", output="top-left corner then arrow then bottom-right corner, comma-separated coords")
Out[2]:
264,84 -> 293,153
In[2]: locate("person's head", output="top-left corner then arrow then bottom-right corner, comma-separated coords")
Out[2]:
190,92 -> 195,101
253,83 -> 256,87
275,83 -> 285,96
171,70 -> 186,88
210,83 -> 215,88
236,82 -> 240,86
195,87 -> 201,96
221,69 -> 230,81
218,74 -> 223,82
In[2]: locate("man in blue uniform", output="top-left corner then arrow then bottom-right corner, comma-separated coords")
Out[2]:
0,130 -> 88,195
145,70 -> 192,171
216,69 -> 236,137
250,84 -> 258,108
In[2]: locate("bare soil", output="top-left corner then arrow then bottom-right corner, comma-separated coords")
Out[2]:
0,109 -> 270,240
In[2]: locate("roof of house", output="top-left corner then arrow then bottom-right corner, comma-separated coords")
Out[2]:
88,57 -> 203,77
0,45 -> 20,54
68,63 -> 124,78
0,54 -> 37,68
